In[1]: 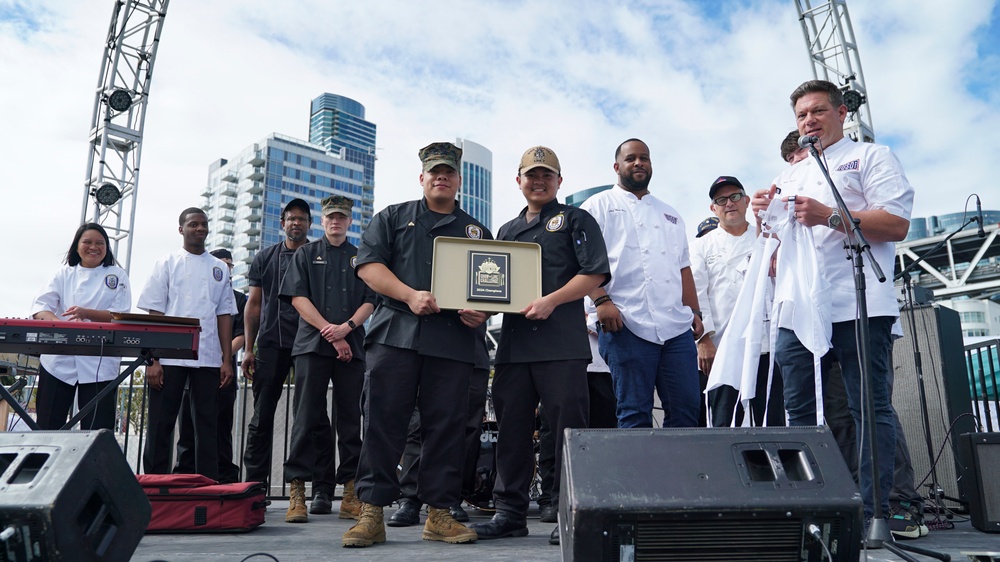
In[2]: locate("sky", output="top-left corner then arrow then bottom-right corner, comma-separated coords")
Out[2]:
1,0 -> 998,318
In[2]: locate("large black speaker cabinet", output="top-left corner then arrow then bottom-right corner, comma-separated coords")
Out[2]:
0,430 -> 151,561
958,432 -> 1000,532
560,427 -> 862,562
892,304 -> 975,507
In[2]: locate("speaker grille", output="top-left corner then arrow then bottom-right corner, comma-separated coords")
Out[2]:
892,305 -> 974,507
979,444 -> 1000,522
608,519 -> 819,562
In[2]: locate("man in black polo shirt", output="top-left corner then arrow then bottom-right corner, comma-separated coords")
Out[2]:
280,195 -> 376,524
242,199 -> 311,490
470,146 -> 610,545
342,142 -> 490,548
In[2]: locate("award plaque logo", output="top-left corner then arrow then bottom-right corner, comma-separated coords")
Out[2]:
468,251 -> 510,303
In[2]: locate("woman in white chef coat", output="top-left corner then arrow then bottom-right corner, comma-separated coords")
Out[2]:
30,223 -> 132,430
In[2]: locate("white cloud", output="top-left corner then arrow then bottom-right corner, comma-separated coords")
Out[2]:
1,0 -> 997,317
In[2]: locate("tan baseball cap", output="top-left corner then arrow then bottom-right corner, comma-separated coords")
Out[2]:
519,146 -> 561,175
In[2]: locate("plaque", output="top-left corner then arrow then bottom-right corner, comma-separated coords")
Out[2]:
431,237 -> 542,313
468,251 -> 510,303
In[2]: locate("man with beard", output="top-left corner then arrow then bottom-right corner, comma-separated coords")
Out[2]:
241,200 -> 320,495
580,139 -> 704,429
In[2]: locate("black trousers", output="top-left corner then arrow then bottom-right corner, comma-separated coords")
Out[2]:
243,345 -> 295,484
707,353 -> 786,428
397,368 -> 489,504
175,376 -> 239,482
34,366 -> 116,431
283,352 -> 365,494
144,366 -> 220,480
492,360 -> 589,517
354,344 -> 472,508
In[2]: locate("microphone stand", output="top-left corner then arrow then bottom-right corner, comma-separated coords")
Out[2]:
805,141 -> 949,562
892,216 -> 979,527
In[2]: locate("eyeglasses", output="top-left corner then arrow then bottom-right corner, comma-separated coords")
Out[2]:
713,192 -> 746,206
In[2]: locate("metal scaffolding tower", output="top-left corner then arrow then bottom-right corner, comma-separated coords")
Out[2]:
795,0 -> 875,143
81,0 -> 170,273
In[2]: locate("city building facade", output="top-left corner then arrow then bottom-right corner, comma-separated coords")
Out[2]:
455,138 -> 492,231
203,133 -> 366,291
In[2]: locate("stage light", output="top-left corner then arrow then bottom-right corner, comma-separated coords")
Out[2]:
843,89 -> 865,112
108,89 -> 133,112
94,183 -> 122,206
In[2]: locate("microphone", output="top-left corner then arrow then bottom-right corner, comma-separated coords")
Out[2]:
976,195 -> 985,238
798,135 -> 819,148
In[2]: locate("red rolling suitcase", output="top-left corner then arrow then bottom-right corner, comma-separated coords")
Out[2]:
137,474 -> 267,533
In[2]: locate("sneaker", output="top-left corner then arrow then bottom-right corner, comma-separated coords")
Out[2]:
888,505 -> 920,539
310,490 -> 332,515
898,501 -> 929,537
423,507 -> 477,544
342,503 -> 386,548
285,479 -> 308,523
339,479 -> 362,520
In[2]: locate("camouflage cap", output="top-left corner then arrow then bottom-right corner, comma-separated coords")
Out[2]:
419,142 -> 463,173
519,146 -> 560,175
321,195 -> 354,217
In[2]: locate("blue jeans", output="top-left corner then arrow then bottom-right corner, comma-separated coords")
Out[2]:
776,317 -> 896,519
599,326 -> 700,428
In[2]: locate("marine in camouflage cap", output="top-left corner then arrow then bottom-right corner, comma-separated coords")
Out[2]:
418,142 -> 463,172
321,195 -> 354,217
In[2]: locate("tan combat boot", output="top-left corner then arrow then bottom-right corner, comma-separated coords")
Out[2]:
342,503 -> 386,548
423,506 -> 478,543
285,478 -> 308,523
339,479 -> 362,520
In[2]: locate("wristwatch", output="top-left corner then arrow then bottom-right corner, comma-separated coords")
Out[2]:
691,309 -> 703,320
347,320 -> 357,330
827,209 -> 844,230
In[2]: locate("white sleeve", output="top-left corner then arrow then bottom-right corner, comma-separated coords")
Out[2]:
690,239 -> 715,336
30,267 -> 65,316
138,259 -> 169,313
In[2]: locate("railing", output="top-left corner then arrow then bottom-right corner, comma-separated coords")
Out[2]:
965,338 -> 1000,431
6,372 -> 300,499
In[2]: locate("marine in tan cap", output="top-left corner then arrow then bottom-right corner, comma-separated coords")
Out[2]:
471,146 -> 610,545
343,142 -> 491,548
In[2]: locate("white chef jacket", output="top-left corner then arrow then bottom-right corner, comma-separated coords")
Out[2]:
690,224 -> 759,349
581,185 -> 694,345
137,249 -> 237,368
771,137 -> 914,323
31,264 -> 132,385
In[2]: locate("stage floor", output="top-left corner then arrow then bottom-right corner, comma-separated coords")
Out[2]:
132,500 -> 998,562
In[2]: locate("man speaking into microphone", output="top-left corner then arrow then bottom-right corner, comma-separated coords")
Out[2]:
750,80 -> 914,530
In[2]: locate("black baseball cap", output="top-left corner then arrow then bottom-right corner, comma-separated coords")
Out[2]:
708,176 -> 745,200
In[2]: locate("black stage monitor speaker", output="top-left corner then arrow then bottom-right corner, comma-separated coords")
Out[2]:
560,427 -> 862,562
958,432 -> 1000,532
0,430 -> 151,561
892,304 -> 975,507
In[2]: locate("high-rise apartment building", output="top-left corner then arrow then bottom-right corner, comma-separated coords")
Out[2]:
309,93 -> 376,222
455,138 -> 492,231
203,133 -> 366,291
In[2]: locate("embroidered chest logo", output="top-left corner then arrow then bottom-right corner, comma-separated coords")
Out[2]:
104,274 -> 119,290
350,256 -> 358,269
313,255 -> 326,264
546,214 -> 565,232
466,225 -> 483,239
836,159 -> 859,172
663,213 -> 678,224
213,267 -> 224,282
